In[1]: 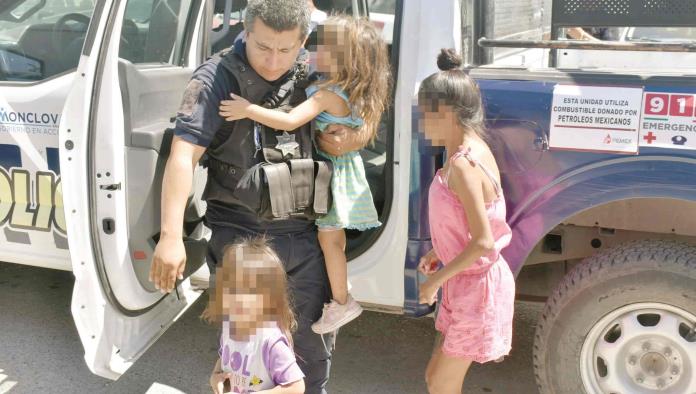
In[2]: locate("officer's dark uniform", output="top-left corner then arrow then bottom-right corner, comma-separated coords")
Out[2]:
174,39 -> 334,393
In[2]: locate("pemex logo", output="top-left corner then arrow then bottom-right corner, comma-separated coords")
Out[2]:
604,134 -> 612,144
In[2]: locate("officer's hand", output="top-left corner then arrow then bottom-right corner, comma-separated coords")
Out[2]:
219,93 -> 252,121
317,124 -> 354,155
149,235 -> 186,293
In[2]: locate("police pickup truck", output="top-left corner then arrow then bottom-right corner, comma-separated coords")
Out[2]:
1,0 -> 695,393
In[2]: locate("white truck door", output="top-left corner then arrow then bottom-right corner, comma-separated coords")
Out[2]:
58,0 -> 211,380
0,1 -> 101,271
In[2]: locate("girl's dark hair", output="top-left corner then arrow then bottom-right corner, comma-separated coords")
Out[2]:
418,48 -> 486,138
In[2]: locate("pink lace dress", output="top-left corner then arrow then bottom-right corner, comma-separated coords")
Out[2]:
428,146 -> 515,363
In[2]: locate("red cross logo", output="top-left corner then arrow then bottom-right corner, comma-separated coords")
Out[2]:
643,131 -> 657,144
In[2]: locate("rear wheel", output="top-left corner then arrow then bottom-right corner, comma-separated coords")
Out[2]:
533,240 -> 696,394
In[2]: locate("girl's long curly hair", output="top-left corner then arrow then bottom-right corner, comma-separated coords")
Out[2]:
316,15 -> 392,143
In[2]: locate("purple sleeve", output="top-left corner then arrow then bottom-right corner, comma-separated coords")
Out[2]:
262,334 -> 305,386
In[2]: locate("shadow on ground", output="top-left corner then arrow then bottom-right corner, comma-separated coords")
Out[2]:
0,262 -> 541,393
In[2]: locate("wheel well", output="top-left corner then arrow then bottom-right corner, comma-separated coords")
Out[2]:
515,197 -> 696,300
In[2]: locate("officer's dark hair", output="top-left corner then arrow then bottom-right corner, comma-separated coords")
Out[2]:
418,48 -> 486,139
244,0 -> 311,40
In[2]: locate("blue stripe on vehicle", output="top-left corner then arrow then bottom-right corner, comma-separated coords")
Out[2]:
46,147 -> 60,175
0,144 -> 22,170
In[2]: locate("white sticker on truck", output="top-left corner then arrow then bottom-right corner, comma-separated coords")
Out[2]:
549,85 -> 644,154
640,92 -> 696,150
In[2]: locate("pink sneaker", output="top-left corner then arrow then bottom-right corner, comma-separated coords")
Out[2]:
311,294 -> 363,334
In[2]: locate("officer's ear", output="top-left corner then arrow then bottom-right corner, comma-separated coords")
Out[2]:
241,23 -> 249,42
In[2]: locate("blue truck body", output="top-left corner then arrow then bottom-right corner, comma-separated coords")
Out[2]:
404,75 -> 696,315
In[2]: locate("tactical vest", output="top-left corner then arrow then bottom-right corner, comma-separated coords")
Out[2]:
202,49 -> 332,221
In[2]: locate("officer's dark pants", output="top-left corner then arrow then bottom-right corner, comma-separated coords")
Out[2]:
206,217 -> 334,394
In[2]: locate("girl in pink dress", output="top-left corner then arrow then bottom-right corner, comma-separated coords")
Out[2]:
417,48 -> 515,393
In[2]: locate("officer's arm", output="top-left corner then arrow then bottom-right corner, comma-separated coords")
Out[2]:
151,62 -> 224,292
150,136 -> 206,292
160,64 -> 224,242
160,136 -> 205,240
566,27 -> 598,40
317,123 -> 372,155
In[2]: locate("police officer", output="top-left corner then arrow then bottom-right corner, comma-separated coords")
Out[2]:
149,1 -> 370,392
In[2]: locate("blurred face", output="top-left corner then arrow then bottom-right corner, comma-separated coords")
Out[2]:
313,24 -> 346,74
314,44 -> 340,73
418,99 -> 458,147
217,249 -> 282,339
222,291 -> 266,326
245,18 -> 306,82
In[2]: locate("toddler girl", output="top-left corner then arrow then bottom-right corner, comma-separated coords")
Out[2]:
204,237 -> 305,394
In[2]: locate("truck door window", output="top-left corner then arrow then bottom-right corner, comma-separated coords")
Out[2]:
367,0 -> 395,148
488,0 -> 550,67
555,26 -> 696,70
118,0 -> 195,65
367,0 -> 395,48
465,1 -> 696,72
626,27 -> 696,42
561,26 -> 623,41
0,0 -> 97,82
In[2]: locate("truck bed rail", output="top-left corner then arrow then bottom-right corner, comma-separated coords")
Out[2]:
478,38 -> 696,53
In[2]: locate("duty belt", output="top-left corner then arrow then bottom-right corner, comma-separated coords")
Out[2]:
206,157 -> 241,177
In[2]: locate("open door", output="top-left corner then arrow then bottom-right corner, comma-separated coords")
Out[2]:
59,0 -> 211,379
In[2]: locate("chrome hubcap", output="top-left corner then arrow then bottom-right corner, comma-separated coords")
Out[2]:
580,303 -> 696,394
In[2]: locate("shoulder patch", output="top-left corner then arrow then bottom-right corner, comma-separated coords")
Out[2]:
178,79 -> 204,117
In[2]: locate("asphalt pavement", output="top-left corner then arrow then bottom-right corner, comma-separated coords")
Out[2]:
0,262 -> 541,394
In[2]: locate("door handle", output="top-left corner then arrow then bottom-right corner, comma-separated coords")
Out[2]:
99,183 -> 121,191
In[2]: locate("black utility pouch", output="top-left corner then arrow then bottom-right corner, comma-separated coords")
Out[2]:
231,159 -> 333,221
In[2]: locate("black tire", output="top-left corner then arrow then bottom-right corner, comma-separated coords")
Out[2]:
533,240 -> 696,394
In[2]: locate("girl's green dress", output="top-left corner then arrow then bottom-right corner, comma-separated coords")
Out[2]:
305,84 -> 381,231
